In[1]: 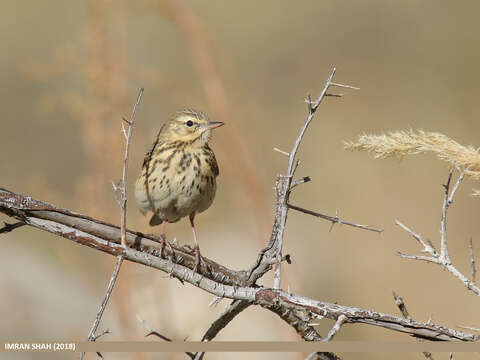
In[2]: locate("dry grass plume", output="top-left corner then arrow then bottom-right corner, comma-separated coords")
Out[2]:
345,129 -> 480,179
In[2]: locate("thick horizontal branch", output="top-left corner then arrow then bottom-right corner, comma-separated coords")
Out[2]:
0,188 -> 246,287
254,290 -> 476,342
0,188 -> 476,342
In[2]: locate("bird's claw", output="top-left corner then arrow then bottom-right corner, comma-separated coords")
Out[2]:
193,246 -> 203,273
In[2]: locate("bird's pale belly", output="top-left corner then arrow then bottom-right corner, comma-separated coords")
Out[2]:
135,158 -> 217,223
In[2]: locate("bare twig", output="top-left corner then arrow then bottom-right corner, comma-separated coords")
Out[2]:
79,255 -> 123,360
0,221 -> 25,234
323,315 -> 347,341
274,68 -> 360,289
0,189 -> 477,342
80,89 -> 143,359
440,171 -> 453,262
395,220 -> 438,256
137,315 -> 195,360
201,300 -> 251,342
193,300 -> 252,360
92,329 -> 111,341
470,237 -> 477,284
120,87 -> 144,247
392,290 -> 411,319
289,203 -> 382,233
440,170 -> 464,262
392,290 -> 435,360
396,171 -> 480,297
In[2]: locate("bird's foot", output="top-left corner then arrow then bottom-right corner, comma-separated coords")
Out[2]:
182,244 -> 194,252
159,233 -> 167,258
146,232 -> 164,243
193,245 -> 203,273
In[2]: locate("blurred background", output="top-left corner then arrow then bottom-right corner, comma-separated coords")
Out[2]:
1,0 -> 480,359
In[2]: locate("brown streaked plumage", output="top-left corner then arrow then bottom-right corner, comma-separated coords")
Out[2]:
135,109 -> 224,270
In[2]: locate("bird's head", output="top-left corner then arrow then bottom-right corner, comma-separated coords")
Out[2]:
159,109 -> 224,145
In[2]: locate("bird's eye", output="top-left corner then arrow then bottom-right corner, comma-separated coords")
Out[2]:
186,120 -> 194,127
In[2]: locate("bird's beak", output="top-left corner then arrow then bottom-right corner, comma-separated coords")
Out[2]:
205,121 -> 224,130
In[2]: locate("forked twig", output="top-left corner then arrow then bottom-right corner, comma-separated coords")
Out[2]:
120,88 -> 144,247
79,255 -> 123,360
323,315 -> 347,342
392,290 -> 435,360
396,171 -> 480,297
274,68 -> 360,289
80,88 -> 144,359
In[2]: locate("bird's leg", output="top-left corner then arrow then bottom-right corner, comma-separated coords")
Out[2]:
159,220 -> 167,258
161,219 -> 167,238
189,213 -> 202,272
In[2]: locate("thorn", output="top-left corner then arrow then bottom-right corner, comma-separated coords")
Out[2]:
328,222 -> 336,233
208,296 -> 223,307
92,329 -> 111,341
146,331 -> 171,341
325,93 -> 344,97
329,211 -> 339,232
112,180 -> 123,205
305,94 -> 313,112
122,116 -> 132,125
273,147 -> 290,157
330,82 -> 360,90
290,176 -> 312,190
121,122 -> 128,140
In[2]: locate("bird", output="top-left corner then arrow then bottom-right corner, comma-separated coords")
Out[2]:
135,108 -> 224,271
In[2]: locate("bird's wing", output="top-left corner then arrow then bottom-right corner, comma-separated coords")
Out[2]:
205,144 -> 219,176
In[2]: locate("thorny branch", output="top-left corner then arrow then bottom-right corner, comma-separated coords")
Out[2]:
469,237 -> 477,284
288,203 -> 382,233
1,70 -> 477,353
137,315 -> 195,360
80,88 -> 144,360
273,67 -> 360,290
183,70 -> 367,354
192,300 -> 251,360
79,255 -> 123,360
396,170 -> 480,297
120,88 -> 144,247
392,290 -> 435,360
0,188 -> 477,343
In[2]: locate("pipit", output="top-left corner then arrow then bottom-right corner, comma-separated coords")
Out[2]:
135,109 -> 224,270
